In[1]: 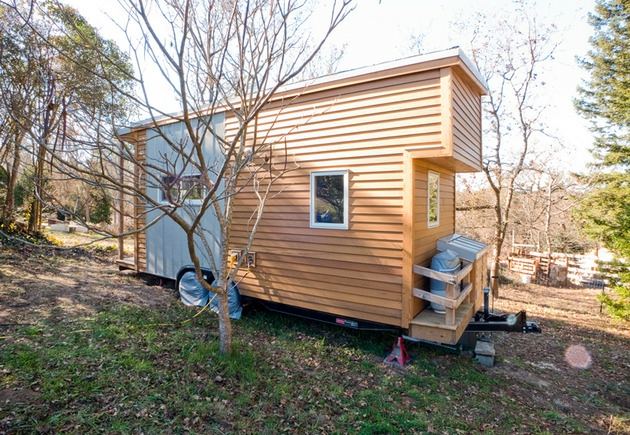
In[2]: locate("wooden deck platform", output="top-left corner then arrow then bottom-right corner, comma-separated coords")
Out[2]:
115,257 -> 136,271
409,303 -> 475,345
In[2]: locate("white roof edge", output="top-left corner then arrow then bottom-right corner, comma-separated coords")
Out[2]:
455,47 -> 488,91
118,46 -> 488,134
279,46 -> 487,95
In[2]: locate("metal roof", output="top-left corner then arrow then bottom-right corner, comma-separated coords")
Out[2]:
437,233 -> 489,262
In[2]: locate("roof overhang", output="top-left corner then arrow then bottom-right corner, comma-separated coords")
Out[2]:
274,46 -> 488,99
118,46 -> 488,138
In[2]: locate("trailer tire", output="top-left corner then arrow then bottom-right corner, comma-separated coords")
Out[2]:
175,266 -> 214,291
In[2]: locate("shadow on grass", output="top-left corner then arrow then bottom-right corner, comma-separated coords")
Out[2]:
238,303 -> 401,357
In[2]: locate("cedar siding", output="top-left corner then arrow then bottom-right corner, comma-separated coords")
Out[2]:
131,130 -> 147,272
451,69 -> 483,171
121,49 -> 487,331
228,74 -> 438,326
408,159 -> 456,320
228,69 -> 454,327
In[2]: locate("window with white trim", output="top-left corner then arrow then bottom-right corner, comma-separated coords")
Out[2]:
310,170 -> 349,229
427,171 -> 440,228
160,174 -> 207,204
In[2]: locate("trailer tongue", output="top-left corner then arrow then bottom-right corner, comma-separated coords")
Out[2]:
467,310 -> 541,334
466,286 -> 541,334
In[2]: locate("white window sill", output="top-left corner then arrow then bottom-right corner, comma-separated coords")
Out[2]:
310,222 -> 348,230
159,200 -> 204,207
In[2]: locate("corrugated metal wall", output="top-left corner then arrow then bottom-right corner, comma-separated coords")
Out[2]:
144,114 -> 225,279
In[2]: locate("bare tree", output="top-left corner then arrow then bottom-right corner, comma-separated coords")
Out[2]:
10,0 -> 354,353
517,164 -> 583,254
0,3 -> 39,222
0,1 -> 134,231
297,42 -> 347,81
457,165 -> 589,260
463,3 -> 558,296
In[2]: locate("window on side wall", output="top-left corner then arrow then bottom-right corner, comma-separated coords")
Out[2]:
160,174 -> 206,204
427,171 -> 440,228
310,170 -> 348,230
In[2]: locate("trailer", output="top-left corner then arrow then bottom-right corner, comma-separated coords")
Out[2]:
117,47 -> 537,346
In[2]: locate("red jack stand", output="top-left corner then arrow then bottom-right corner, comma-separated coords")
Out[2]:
384,337 -> 411,367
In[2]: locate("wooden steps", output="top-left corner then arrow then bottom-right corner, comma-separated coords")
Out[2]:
409,302 -> 475,344
408,252 -> 479,344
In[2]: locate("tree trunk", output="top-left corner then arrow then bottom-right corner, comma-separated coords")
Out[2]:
491,238 -> 503,298
216,186 -> 235,354
27,141 -> 48,233
27,199 -> 39,232
490,190 -> 504,298
217,291 -> 232,354
545,183 -> 552,283
2,133 -> 22,221
2,128 -> 26,221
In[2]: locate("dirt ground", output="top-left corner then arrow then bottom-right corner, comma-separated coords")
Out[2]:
493,281 -> 630,432
0,244 -> 173,326
1,243 -> 629,432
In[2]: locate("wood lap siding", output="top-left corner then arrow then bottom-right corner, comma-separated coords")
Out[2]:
227,70 -> 444,326
133,131 -> 147,272
127,59 -> 486,330
451,70 -> 482,171
410,160 -> 455,317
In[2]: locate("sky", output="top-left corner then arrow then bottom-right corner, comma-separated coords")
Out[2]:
64,0 -> 597,171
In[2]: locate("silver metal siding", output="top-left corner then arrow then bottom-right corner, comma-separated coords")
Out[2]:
144,114 -> 225,280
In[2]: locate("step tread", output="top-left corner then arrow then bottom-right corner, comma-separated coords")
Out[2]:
410,302 -> 474,331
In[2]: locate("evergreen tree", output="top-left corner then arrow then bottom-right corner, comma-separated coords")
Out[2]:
88,190 -> 112,225
575,0 -> 629,320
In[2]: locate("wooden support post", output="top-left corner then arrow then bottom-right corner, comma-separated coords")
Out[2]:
401,151 -> 414,327
118,143 -> 125,261
446,307 -> 455,325
133,134 -> 140,271
445,282 -> 456,325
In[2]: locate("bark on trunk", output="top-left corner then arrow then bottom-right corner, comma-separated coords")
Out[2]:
216,184 -> 235,354
545,183 -> 552,282
2,131 -> 24,221
217,291 -> 232,354
491,242 -> 502,298
27,143 -> 47,233
491,195 -> 504,299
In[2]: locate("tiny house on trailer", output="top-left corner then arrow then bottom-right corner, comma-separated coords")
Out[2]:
118,47 -> 493,346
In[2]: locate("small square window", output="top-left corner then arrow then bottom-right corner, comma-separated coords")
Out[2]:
160,175 -> 178,202
179,176 -> 206,201
310,170 -> 348,229
427,171 -> 440,228
160,174 -> 206,204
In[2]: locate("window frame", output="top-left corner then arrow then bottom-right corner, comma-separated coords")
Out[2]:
159,173 -> 206,206
309,169 -> 349,230
427,170 -> 440,228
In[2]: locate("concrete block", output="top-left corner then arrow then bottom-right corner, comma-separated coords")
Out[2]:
474,338 -> 496,367
475,339 -> 495,357
475,354 -> 495,367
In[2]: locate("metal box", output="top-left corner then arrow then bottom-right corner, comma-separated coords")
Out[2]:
437,233 -> 489,262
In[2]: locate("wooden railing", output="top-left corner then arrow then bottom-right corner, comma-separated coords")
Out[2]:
412,260 -> 473,326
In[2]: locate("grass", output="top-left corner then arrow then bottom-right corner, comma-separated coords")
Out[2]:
0,304 -> 600,434
42,227 -> 134,255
